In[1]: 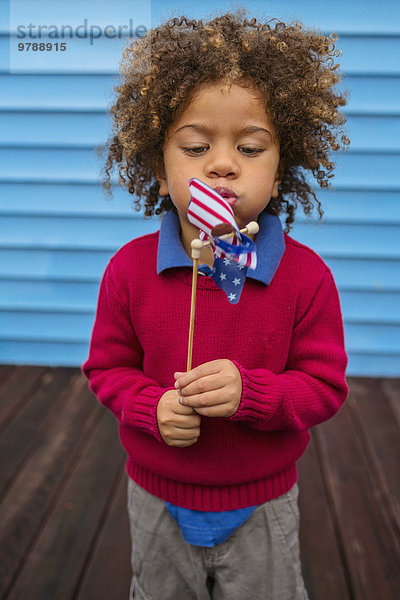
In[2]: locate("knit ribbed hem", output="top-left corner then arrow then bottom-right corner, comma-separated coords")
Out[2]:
230,360 -> 282,427
126,461 -> 297,511
121,386 -> 174,444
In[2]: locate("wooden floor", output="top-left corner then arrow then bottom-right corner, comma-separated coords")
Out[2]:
0,367 -> 399,600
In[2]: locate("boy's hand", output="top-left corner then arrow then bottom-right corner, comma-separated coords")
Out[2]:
157,389 -> 201,447
174,359 -> 242,418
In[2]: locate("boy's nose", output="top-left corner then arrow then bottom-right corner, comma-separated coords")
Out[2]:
205,149 -> 239,179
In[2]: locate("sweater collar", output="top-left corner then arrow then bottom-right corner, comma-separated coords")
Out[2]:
157,210 -> 285,286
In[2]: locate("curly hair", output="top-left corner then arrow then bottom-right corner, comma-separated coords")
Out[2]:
99,11 -> 349,231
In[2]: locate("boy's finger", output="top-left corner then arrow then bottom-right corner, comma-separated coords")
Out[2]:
174,371 -> 186,379
174,360 -> 222,389
173,401 -> 197,416
178,373 -> 225,397
193,404 -> 232,418
173,424 -> 201,437
173,414 -> 201,428
180,390 -> 225,409
164,437 -> 199,448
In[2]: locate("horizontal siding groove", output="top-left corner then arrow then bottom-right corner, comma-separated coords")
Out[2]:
1,146 -> 398,156
1,181 -> 400,194
0,211 -> 147,221
344,110 -> 400,117
0,306 -> 94,315
0,107 -> 399,117
1,310 -> 399,324
0,336 -> 89,344
347,350 -> 400,357
2,29 -> 399,38
1,212 -> 399,227
1,324 -> 399,338
2,312 -> 400,327
0,208 -> 399,226
0,244 -> 113,253
0,274 -> 393,289
1,69 -> 398,78
1,338 -> 398,356
1,273 -> 399,292
0,243 -> 143,252
1,245 -> 398,260
0,108 -> 399,118
0,274 -> 102,284
334,33 -> 400,39
0,106 -> 108,114
0,143 -> 102,151
1,143 -> 399,153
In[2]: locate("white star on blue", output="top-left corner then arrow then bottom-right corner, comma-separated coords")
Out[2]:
212,256 -> 248,304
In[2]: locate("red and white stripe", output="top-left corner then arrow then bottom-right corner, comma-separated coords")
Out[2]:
187,178 -> 239,238
188,178 -> 257,269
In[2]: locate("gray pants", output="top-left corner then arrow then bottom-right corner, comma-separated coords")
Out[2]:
127,478 -> 309,600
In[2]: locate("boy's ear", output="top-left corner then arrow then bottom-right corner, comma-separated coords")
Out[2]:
272,161 -> 284,198
155,160 -> 169,196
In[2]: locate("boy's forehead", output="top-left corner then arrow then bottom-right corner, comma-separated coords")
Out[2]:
172,82 -> 274,134
179,83 -> 267,117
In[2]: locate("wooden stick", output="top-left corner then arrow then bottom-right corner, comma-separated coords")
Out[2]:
187,239 -> 203,372
186,221 -> 259,372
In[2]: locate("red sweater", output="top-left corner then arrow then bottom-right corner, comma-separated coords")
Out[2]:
83,230 -> 348,511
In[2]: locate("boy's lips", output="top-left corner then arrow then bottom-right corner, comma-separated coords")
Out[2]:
213,186 -> 237,207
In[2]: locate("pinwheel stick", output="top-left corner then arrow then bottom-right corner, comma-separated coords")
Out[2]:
186,221 -> 259,371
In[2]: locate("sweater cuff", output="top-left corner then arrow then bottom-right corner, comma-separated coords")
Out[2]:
121,386 -> 174,443
229,361 -> 278,425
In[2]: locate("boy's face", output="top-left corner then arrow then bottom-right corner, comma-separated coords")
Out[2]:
157,81 -> 281,255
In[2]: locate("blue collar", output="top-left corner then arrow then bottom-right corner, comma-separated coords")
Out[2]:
157,210 -> 285,285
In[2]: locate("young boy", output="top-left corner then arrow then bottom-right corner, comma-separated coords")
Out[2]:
83,13 -> 349,599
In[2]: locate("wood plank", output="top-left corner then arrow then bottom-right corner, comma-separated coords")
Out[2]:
0,365 -> 47,431
0,370 -> 398,600
0,374 -> 102,598
0,365 -> 13,387
7,409 -> 124,600
347,378 -> 400,543
316,397 -> 400,600
75,468 -> 132,600
298,435 -> 351,600
0,367 -> 77,499
382,378 -> 400,427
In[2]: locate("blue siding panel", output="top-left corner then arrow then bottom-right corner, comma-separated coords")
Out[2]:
0,248 -> 113,281
1,1 -> 400,375
1,184 -> 399,223
0,215 -> 159,249
1,149 -> 399,188
0,342 -> 90,367
1,74 -> 398,114
1,112 -> 399,150
0,74 -> 118,111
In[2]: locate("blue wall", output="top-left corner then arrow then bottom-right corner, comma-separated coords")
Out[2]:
0,0 -> 399,375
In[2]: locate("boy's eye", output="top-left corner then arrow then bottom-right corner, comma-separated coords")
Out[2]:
182,145 -> 264,156
183,146 -> 208,155
239,146 -> 264,155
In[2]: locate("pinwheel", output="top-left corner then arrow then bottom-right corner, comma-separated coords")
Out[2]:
186,178 -> 259,370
